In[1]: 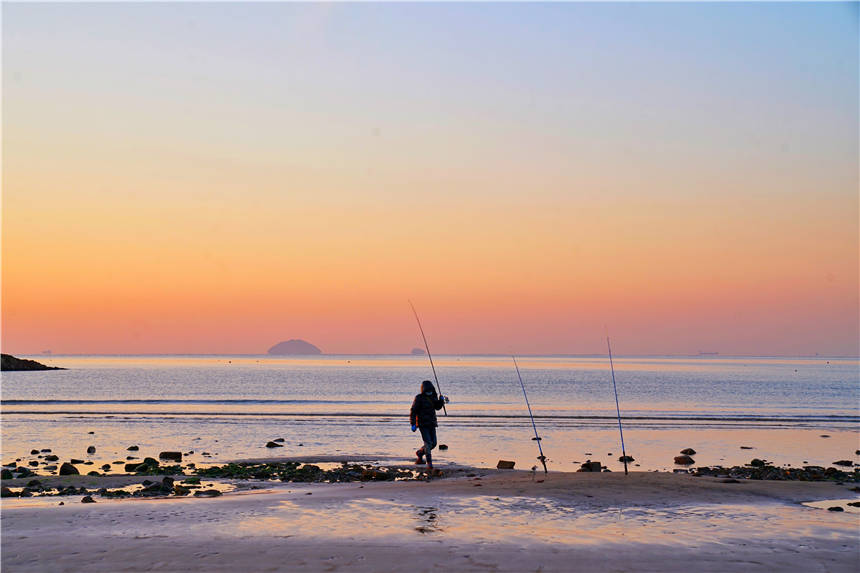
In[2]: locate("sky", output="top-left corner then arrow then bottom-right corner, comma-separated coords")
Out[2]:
2,2 -> 858,356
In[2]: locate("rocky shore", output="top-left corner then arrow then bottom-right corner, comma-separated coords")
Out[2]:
1,354 -> 64,371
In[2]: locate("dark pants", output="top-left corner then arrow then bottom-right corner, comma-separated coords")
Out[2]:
418,425 -> 437,465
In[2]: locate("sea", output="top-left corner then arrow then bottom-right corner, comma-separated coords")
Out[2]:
1,355 -> 858,473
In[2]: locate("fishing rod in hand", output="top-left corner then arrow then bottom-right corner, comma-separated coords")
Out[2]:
408,300 -> 447,416
512,355 -> 547,474
606,335 -> 629,475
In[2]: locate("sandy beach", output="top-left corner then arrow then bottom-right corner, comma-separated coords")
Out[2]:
3,467 -> 858,572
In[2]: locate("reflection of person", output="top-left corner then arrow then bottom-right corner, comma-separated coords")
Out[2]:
410,380 -> 447,471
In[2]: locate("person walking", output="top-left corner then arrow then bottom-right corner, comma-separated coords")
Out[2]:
410,380 -> 447,472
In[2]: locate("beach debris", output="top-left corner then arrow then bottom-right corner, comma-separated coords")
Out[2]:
619,455 -> 635,463
827,506 -> 844,511
59,463 -> 79,476
159,451 -> 182,462
577,461 -> 603,472
265,441 -> 283,448
87,446 -> 96,454
680,448 -> 696,455
674,455 -> 695,465
496,460 -> 516,470
127,445 -> 139,451
749,459 -> 766,467
81,495 -> 96,503
438,444 -> 448,450
832,460 -> 853,467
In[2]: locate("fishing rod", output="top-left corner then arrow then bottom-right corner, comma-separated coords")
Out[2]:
408,300 -> 447,416
512,355 -> 547,474
606,335 -> 629,475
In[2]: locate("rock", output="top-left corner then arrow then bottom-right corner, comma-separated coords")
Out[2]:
577,461 -> 603,472
496,460 -> 515,470
618,455 -> 634,462
28,461 -> 39,467
1,354 -> 64,371
740,446 -> 753,450
265,442 -> 283,448
87,446 -> 96,454
182,477 -> 201,485
438,444 -> 449,450
0,469 -> 12,480
126,456 -> 138,460
827,506 -> 844,512
40,449 -> 51,453
680,448 -> 696,455
267,339 -> 322,355
127,445 -> 139,451
58,501 -> 64,505
112,461 -> 124,465
173,485 -> 190,496
674,455 -> 695,465
273,438 -> 285,443
101,464 -> 111,471
81,495 -> 96,503
44,465 -> 57,471
832,460 -> 853,467
721,478 -> 740,483
44,455 -> 59,462
15,467 -> 34,478
1,487 -> 15,497
749,459 -> 766,467
855,450 -> 859,455
30,449 -> 39,455
162,477 -> 175,489
820,435 -> 830,438
159,451 -> 182,462
59,462 -> 79,475
87,471 -> 100,476
193,489 -> 222,497
847,502 -> 860,507
70,459 -> 84,465
143,457 -> 159,466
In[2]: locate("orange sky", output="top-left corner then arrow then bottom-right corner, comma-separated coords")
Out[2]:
2,3 -> 857,356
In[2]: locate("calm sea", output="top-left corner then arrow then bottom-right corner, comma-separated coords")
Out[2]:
2,355 -> 858,472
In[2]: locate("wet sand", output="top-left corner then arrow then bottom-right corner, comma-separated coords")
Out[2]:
2,469 -> 859,572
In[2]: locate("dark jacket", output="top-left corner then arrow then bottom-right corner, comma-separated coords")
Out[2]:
410,381 -> 445,427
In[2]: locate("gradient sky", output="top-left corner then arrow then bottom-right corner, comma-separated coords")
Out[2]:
2,2 -> 858,356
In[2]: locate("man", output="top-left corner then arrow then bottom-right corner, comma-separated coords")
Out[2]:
410,380 -> 447,472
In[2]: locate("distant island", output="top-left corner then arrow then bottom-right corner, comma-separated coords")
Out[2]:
411,347 -> 426,355
267,339 -> 322,355
1,354 -> 65,371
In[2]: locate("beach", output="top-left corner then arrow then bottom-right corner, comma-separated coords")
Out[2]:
3,466 -> 859,572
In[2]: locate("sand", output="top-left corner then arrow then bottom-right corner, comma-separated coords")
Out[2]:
2,469 -> 859,572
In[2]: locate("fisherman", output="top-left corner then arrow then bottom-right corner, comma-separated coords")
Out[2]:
410,380 -> 448,471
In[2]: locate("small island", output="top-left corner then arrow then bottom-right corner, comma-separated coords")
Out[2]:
267,339 -> 322,355
1,354 -> 65,371
410,347 -> 426,355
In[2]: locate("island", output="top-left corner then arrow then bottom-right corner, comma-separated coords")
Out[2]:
1,354 -> 65,371
410,347 -> 426,355
266,339 -> 322,355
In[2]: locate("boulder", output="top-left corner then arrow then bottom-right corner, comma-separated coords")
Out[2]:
81,495 -> 96,503
59,462 -> 79,475
87,446 -> 96,454
143,457 -> 159,466
265,442 -> 283,448
0,469 -> 13,480
87,471 -> 100,476
749,459 -> 766,467
159,452 -> 182,462
680,448 -> 696,455
496,460 -> 515,470
674,455 -> 695,465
